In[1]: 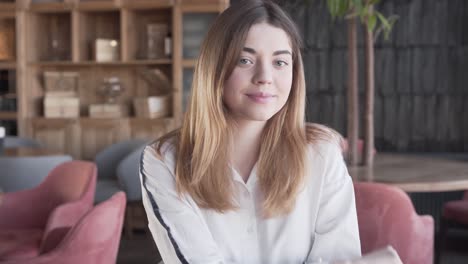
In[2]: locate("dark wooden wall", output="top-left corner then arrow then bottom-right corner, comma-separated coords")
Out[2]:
274,0 -> 468,152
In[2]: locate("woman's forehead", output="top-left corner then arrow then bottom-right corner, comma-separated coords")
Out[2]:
241,22 -> 292,54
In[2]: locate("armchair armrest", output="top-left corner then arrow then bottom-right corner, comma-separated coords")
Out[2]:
39,200 -> 92,254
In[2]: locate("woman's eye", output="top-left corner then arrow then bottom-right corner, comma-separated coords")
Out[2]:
275,60 -> 288,67
239,58 -> 253,65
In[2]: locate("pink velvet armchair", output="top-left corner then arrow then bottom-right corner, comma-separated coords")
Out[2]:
1,192 -> 127,264
354,182 -> 434,264
437,190 -> 468,263
0,160 -> 97,261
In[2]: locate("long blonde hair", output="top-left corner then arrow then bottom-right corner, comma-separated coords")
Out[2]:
157,0 -> 338,217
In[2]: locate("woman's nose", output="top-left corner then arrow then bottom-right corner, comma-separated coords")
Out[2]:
253,62 -> 273,85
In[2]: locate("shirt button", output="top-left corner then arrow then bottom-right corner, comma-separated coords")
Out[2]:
247,226 -> 254,234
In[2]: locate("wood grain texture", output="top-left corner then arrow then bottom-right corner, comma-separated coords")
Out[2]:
349,153 -> 468,192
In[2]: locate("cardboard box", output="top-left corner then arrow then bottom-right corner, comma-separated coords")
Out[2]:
133,96 -> 170,119
89,103 -> 128,118
44,96 -> 79,118
94,39 -> 119,62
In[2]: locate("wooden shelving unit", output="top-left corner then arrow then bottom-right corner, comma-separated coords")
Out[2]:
0,4 -> 17,136
29,59 -> 172,67
3,0 -> 229,159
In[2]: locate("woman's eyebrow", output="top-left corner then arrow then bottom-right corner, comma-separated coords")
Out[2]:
242,47 -> 292,56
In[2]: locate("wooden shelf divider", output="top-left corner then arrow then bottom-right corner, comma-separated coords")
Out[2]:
0,111 -> 17,120
76,1 -> 119,11
121,0 -> 174,10
29,2 -> 74,13
28,59 -> 172,67
0,62 -> 16,69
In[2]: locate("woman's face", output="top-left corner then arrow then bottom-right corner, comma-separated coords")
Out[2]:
223,22 -> 293,123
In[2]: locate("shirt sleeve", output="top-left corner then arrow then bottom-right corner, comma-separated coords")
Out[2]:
307,142 -> 362,263
140,145 -> 225,264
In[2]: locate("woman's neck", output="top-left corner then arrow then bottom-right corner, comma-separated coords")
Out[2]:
230,120 -> 266,182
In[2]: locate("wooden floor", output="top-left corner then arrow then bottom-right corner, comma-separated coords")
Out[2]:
117,232 -> 161,264
116,231 -> 468,264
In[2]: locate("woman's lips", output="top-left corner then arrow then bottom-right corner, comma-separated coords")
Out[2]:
245,92 -> 276,103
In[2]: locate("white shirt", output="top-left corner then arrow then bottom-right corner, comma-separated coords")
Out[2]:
140,139 -> 361,264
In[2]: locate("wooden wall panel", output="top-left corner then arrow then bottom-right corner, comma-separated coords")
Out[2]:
288,0 -> 468,151
80,118 -> 130,160
31,118 -> 80,158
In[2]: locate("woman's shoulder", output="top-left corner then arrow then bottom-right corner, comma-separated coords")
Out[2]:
306,123 -> 344,151
141,135 -> 178,171
305,123 -> 344,159
146,137 -> 176,156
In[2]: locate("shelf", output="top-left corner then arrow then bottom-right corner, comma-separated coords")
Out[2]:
29,59 -> 172,67
0,62 -> 16,69
181,4 -> 225,13
0,2 -> 15,12
0,111 -> 17,120
29,2 -> 74,13
76,1 -> 119,11
122,0 -> 174,10
35,116 -> 172,122
124,9 -> 172,61
0,93 -> 16,99
0,11 -> 15,19
28,12 -> 72,61
32,117 -> 76,122
78,10 -> 120,61
130,117 -> 173,122
123,59 -> 172,65
14,0 -> 226,159
182,59 -> 196,68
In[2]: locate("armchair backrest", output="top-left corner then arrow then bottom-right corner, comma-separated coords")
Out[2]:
41,160 -> 97,205
116,145 -> 146,201
0,160 -> 96,230
94,139 -> 147,180
0,155 -> 72,192
354,182 -> 434,264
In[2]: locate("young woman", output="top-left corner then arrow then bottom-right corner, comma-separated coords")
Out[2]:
140,1 -> 361,263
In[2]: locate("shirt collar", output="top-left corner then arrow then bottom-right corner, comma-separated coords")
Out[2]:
230,163 -> 258,192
